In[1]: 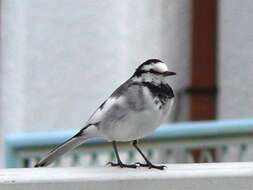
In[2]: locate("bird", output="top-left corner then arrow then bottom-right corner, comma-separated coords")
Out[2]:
34,59 -> 176,170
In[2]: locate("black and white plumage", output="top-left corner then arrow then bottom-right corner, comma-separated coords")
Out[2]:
35,59 -> 176,170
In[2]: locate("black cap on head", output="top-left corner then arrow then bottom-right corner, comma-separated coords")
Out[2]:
137,59 -> 163,71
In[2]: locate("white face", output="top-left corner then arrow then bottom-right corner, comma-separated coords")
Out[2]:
142,62 -> 169,73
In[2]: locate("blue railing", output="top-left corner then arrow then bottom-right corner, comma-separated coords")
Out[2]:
5,118 -> 253,168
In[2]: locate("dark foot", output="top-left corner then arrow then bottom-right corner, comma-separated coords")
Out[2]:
136,162 -> 166,170
106,161 -> 137,168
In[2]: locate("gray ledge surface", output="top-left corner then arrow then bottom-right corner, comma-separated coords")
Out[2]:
1,162 -> 253,190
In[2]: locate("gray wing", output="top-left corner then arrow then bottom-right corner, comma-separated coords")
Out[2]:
86,80 -> 146,125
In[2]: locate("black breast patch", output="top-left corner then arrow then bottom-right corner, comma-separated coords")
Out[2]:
142,82 -> 174,106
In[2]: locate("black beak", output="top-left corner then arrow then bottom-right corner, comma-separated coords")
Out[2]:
162,71 -> 176,76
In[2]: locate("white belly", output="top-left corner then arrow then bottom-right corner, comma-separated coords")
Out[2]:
100,111 -> 157,141
101,99 -> 174,142
97,84 -> 174,142
115,111 -> 160,141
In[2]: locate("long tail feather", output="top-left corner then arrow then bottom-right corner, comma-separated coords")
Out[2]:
34,135 -> 87,167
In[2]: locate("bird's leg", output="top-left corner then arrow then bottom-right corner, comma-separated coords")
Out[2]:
133,140 -> 166,170
107,141 -> 137,168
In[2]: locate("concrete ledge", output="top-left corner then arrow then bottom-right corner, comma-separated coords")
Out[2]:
1,163 -> 253,190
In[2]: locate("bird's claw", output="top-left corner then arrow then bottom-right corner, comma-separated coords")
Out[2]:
106,161 -> 138,168
135,162 -> 166,170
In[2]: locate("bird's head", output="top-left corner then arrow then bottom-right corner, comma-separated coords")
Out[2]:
132,59 -> 176,83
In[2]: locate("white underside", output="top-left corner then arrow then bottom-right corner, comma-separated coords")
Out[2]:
101,110 -> 159,141
99,95 -> 174,142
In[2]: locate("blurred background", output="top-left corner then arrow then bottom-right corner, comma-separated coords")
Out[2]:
1,0 -> 253,168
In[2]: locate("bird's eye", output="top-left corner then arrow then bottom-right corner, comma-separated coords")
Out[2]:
149,69 -> 162,75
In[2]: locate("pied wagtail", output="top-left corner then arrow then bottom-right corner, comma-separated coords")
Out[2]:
35,59 -> 176,170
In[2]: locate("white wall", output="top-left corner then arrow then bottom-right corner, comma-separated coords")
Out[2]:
218,0 -> 253,118
0,0 -> 191,167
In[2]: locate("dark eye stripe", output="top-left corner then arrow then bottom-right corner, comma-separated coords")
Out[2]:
139,69 -> 162,75
132,68 -> 163,78
149,69 -> 162,75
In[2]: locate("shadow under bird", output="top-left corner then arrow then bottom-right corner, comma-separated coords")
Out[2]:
35,59 -> 176,170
